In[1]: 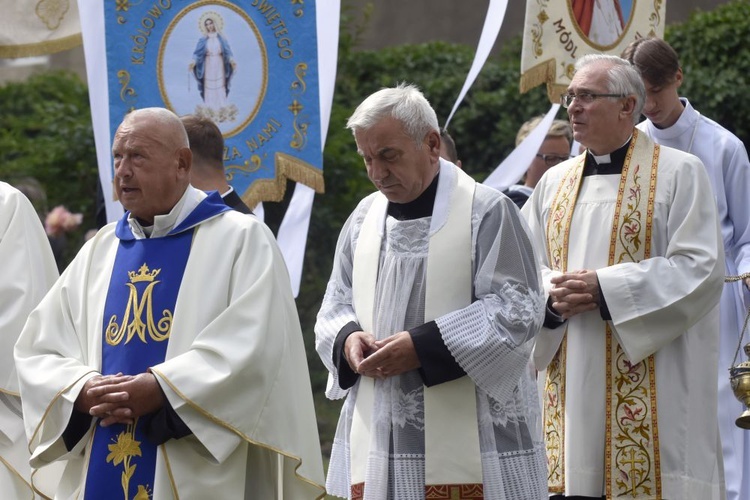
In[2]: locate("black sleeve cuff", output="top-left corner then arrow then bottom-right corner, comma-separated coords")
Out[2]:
143,386 -> 192,446
543,297 -> 567,329
597,275 -> 611,321
410,320 -> 466,387
63,409 -> 93,451
332,321 -> 362,390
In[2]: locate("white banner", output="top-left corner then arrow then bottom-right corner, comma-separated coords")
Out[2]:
444,0 -> 508,129
483,103 -> 560,192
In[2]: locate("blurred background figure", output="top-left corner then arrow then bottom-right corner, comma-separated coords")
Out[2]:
503,117 -> 573,208
181,114 -> 252,214
439,128 -> 463,169
12,176 -> 82,271
0,180 -> 61,498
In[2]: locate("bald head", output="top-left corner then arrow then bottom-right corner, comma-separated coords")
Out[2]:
113,107 -> 192,224
120,107 -> 190,150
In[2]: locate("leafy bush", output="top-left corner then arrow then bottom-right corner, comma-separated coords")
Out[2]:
0,71 -> 99,264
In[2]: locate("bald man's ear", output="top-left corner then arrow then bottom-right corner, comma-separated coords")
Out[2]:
177,147 -> 192,176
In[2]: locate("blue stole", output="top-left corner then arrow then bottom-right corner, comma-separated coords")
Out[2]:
84,193 -> 230,500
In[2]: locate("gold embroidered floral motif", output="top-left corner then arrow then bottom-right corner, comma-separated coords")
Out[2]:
35,0 -> 69,30
106,421 -> 144,499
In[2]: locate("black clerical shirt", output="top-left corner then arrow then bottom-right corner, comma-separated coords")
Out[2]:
332,173 -> 467,390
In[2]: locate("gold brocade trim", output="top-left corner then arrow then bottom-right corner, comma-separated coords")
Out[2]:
0,387 -> 20,397
28,370 -> 98,454
0,454 -> 33,496
543,333 -> 566,493
149,367 -> 327,500
0,33 -> 82,58
30,466 -> 54,500
231,151 -> 325,208
160,444 -> 180,500
543,154 -> 584,492
604,129 -> 661,498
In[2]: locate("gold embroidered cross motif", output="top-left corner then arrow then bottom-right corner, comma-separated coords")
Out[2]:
106,263 -> 172,346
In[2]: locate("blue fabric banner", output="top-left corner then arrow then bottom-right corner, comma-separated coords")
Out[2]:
104,0 -> 322,207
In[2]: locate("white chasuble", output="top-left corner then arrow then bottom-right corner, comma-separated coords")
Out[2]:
0,182 -> 61,499
15,187 -> 325,499
351,165 -> 482,499
523,132 -> 725,499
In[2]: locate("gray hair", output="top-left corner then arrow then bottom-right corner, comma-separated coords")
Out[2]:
575,54 -> 645,125
346,83 -> 439,145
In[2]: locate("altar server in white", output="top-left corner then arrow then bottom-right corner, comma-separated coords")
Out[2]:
15,107 -> 325,499
0,181 -> 60,498
316,84 -> 548,500
522,54 -> 724,499
623,36 -> 750,500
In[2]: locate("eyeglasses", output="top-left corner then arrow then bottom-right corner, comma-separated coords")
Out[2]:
560,92 -> 627,108
535,153 -> 572,167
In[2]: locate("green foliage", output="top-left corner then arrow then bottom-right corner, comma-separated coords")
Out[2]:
666,0 -> 750,145
0,71 -> 99,264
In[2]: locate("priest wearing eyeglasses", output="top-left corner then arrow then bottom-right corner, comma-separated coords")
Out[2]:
521,54 -> 725,499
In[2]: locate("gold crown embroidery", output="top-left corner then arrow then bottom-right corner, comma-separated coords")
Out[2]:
128,263 -> 160,283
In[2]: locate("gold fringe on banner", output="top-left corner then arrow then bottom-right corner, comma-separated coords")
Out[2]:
0,33 -> 82,58
520,58 -> 570,105
519,58 -> 556,95
238,152 -> 324,209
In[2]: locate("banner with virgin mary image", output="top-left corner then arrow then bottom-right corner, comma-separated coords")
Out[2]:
520,0 -> 666,103
104,0 -> 323,208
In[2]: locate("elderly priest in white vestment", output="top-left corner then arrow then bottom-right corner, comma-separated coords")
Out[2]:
0,181 -> 61,498
14,107 -> 325,499
315,84 -> 548,500
522,54 -> 725,499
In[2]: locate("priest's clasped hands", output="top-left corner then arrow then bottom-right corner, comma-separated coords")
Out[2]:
74,372 -> 164,427
344,330 -> 421,379
549,269 -> 601,320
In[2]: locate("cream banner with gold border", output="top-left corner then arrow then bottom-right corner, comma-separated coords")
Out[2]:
520,0 -> 666,103
0,0 -> 81,57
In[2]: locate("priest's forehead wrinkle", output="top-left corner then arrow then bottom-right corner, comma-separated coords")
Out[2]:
116,107 -> 189,150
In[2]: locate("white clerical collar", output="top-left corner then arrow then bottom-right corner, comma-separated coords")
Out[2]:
128,186 -> 206,239
592,152 -> 612,164
590,135 -> 632,164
